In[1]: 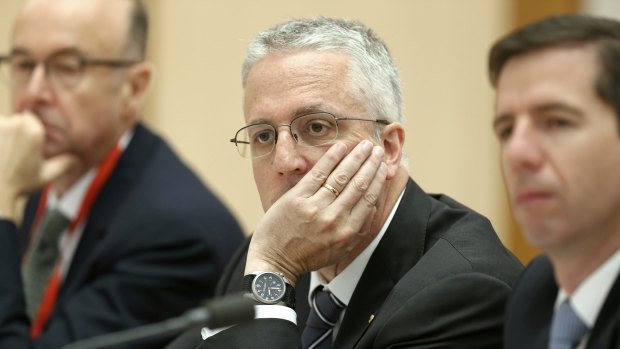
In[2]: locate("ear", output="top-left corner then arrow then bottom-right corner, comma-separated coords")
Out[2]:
380,122 -> 405,180
120,62 -> 153,123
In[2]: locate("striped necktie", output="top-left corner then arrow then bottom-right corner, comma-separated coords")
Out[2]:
301,287 -> 346,349
22,209 -> 70,320
549,300 -> 589,349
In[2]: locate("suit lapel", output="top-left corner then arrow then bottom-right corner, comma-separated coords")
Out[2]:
334,179 -> 430,348
529,257 -> 556,349
514,256 -> 557,349
295,274 -> 311,333
58,124 -> 157,297
20,192 -> 43,256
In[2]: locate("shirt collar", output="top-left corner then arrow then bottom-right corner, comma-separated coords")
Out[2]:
309,188 -> 406,306
555,248 -> 620,328
47,169 -> 96,220
46,129 -> 134,219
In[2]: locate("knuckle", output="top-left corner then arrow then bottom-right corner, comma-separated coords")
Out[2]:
302,204 -> 320,220
334,173 -> 349,186
325,150 -> 343,163
317,212 -> 338,230
351,150 -> 367,162
363,192 -> 378,206
310,169 -> 329,184
352,177 -> 369,192
290,196 -> 305,211
340,225 -> 356,237
331,236 -> 350,251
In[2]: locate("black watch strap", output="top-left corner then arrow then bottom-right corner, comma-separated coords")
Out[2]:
242,273 -> 296,309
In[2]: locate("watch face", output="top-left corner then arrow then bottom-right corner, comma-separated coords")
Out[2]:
252,272 -> 285,303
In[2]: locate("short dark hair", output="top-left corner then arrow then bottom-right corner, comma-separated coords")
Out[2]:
489,14 -> 620,128
127,0 -> 148,59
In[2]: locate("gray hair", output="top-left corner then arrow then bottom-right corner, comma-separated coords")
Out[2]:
241,16 -> 404,124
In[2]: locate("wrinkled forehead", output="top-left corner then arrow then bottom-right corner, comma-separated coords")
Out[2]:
243,51 -> 368,123
12,0 -> 132,57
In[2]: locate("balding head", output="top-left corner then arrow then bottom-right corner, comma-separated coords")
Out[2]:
7,0 -> 153,167
15,0 -> 147,59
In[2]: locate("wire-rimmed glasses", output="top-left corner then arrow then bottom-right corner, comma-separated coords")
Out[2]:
230,112 -> 390,158
0,51 -> 139,90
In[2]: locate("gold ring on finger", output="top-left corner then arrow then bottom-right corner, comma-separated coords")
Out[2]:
321,183 -> 340,197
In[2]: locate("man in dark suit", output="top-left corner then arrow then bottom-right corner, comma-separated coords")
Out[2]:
168,16 -> 522,349
488,14 -> 620,349
0,0 -> 244,348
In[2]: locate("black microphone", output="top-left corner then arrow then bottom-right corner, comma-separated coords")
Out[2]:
60,294 -> 255,349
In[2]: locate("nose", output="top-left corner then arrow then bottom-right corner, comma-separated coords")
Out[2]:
271,127 -> 307,175
503,118 -> 544,174
19,63 -> 54,109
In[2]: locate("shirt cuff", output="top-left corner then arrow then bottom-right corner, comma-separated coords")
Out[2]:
201,304 -> 297,340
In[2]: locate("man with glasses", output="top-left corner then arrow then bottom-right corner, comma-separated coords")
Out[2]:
168,16 -> 522,349
0,0 -> 243,348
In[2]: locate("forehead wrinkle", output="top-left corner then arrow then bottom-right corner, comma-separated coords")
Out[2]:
244,51 -> 367,125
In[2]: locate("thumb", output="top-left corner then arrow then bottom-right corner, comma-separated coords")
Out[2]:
40,154 -> 78,183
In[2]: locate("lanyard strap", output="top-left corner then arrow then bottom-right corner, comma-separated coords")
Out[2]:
29,144 -> 123,338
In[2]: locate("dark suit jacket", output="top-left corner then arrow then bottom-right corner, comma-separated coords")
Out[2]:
504,255 -> 620,349
0,123 -> 245,349
167,178 -> 523,349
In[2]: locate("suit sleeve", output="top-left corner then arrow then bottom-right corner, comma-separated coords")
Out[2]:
372,273 -> 512,349
0,213 -> 242,349
197,319 -> 301,349
165,236 -> 300,349
0,220 -> 32,349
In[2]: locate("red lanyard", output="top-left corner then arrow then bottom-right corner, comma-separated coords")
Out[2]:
29,145 -> 123,338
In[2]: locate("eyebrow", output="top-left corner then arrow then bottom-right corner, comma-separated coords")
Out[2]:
293,104 -> 326,117
534,103 -> 584,118
493,102 -> 584,130
247,104 -> 329,125
9,47 -> 85,57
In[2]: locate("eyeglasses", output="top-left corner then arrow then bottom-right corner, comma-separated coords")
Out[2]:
0,51 -> 140,90
230,112 -> 391,158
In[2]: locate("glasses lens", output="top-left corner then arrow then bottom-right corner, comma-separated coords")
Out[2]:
291,113 -> 338,146
48,53 -> 83,88
236,124 -> 276,158
1,54 -> 35,88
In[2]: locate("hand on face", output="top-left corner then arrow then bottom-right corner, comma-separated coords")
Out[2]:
245,140 -> 388,285
0,112 -> 76,219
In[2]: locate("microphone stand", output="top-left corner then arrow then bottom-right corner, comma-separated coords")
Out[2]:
61,294 -> 255,349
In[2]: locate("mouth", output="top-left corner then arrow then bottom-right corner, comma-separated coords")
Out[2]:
515,190 -> 553,207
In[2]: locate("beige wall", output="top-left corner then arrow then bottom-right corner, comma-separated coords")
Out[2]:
0,2 -> 20,111
0,1 -> 514,245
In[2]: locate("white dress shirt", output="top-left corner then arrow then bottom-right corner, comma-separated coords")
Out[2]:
554,248 -> 620,349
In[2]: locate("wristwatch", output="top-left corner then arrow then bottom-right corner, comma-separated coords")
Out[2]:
242,272 -> 296,309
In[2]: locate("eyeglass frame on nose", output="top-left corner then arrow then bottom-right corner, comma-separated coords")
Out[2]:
0,50 -> 140,90
229,111 -> 391,159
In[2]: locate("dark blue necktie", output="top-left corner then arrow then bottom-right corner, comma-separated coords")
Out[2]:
549,300 -> 589,349
301,287 -> 345,349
